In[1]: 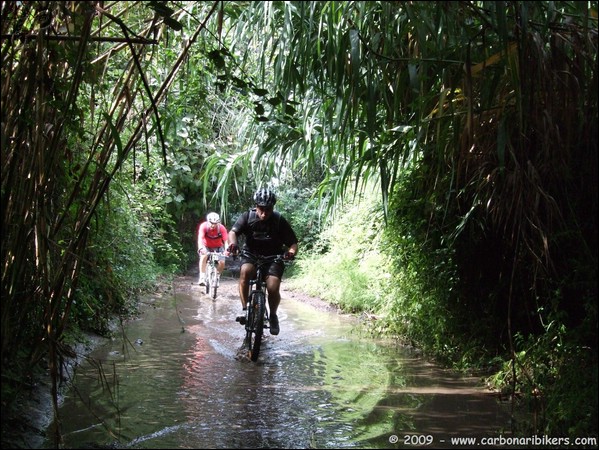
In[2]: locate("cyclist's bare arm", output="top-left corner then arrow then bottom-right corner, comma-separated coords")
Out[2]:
228,230 -> 238,246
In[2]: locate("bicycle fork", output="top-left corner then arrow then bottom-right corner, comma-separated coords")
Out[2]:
252,290 -> 270,329
244,290 -> 270,329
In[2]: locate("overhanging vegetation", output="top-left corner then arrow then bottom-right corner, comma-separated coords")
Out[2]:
1,1 -> 596,443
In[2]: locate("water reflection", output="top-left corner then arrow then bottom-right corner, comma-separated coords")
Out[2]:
44,279 -> 511,449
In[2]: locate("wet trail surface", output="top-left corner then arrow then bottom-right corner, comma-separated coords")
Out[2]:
43,275 -> 513,449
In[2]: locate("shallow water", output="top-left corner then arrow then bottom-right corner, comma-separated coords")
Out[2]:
44,277 -> 513,449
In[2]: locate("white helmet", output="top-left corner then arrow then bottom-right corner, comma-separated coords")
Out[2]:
206,212 -> 220,224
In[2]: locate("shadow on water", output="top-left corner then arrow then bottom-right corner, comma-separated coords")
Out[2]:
43,276 -> 513,449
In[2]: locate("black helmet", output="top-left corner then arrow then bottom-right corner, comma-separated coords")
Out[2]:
253,187 -> 277,207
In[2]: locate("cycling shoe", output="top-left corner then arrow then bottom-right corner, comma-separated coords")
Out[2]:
269,314 -> 280,335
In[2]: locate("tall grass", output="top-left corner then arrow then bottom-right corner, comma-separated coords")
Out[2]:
288,186 -> 387,313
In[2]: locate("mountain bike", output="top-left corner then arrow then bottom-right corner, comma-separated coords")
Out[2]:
235,251 -> 289,361
204,251 -> 225,299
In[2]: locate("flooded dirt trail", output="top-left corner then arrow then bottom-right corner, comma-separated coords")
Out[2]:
42,275 -> 513,449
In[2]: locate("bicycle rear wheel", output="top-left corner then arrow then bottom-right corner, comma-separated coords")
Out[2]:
246,292 -> 265,361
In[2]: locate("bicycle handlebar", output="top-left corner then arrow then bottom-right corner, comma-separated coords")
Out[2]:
205,251 -> 227,262
235,250 -> 294,266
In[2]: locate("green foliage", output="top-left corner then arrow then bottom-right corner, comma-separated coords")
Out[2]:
69,169 -> 180,335
289,185 -> 387,313
138,171 -> 186,274
376,168 -> 466,363
275,183 -> 326,254
486,316 -> 598,437
2,2 -> 597,443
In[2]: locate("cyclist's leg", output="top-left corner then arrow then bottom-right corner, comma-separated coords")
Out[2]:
266,275 -> 282,315
266,261 -> 285,315
266,261 -> 285,335
212,247 -> 225,275
216,246 -> 225,275
239,262 -> 256,310
199,253 -> 208,284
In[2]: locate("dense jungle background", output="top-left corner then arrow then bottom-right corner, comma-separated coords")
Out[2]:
1,1 -> 597,443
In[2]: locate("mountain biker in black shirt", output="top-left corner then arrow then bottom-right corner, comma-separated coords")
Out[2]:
227,187 -> 298,335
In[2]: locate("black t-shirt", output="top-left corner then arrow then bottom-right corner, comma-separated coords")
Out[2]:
231,209 -> 298,256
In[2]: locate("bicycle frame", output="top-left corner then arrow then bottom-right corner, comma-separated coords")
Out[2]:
241,251 -> 285,361
204,251 -> 224,299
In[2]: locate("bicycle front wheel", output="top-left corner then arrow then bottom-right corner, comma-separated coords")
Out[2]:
209,269 -> 218,299
205,264 -> 215,296
246,292 -> 265,361
204,273 -> 210,294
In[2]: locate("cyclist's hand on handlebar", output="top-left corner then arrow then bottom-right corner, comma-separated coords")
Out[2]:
198,247 -> 207,255
228,243 -> 239,257
283,251 -> 295,261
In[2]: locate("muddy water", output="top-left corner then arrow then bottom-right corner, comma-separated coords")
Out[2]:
44,276 -> 513,449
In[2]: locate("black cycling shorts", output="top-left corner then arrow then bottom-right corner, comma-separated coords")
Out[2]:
240,256 -> 285,279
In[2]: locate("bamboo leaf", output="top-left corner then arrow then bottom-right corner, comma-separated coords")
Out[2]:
104,112 -> 124,161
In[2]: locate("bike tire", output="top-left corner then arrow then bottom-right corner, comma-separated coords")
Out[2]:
205,263 -> 214,295
210,270 -> 218,299
247,292 -> 265,361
